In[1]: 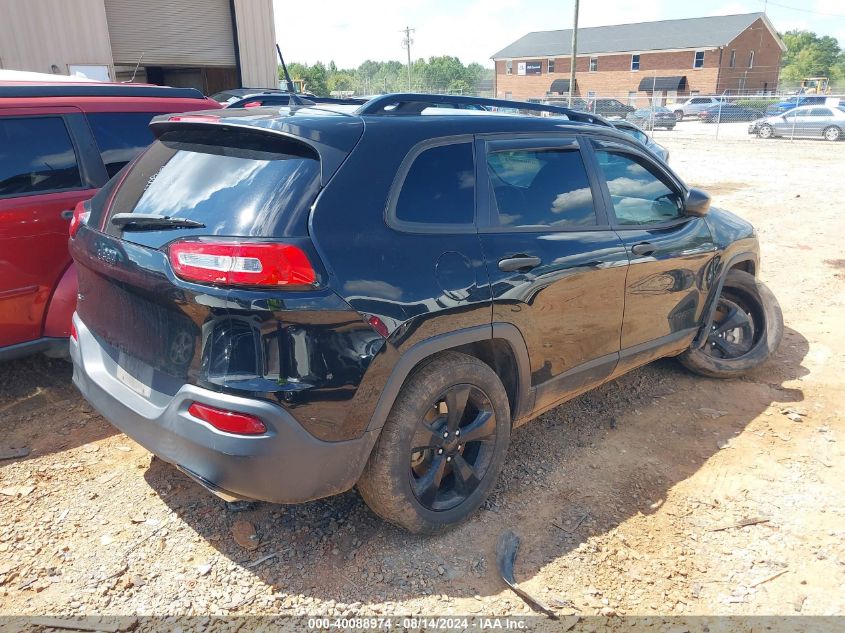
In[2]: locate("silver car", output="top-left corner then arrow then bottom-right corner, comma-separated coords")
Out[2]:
749,105 -> 845,141
671,96 -> 726,121
610,119 -> 670,162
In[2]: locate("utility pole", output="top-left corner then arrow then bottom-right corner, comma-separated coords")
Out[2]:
402,26 -> 415,91
568,0 -> 579,107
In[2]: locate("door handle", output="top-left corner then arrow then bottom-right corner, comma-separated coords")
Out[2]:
631,242 -> 656,257
60,209 -> 74,220
498,255 -> 541,272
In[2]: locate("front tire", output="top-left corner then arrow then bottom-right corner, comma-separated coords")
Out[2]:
357,352 -> 511,533
758,124 -> 775,139
674,111 -> 684,121
823,126 -> 841,141
679,270 -> 783,379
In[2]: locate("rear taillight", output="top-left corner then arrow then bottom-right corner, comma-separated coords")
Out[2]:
70,322 -> 78,341
244,101 -> 262,108
168,241 -> 316,287
69,201 -> 90,238
188,402 -> 267,435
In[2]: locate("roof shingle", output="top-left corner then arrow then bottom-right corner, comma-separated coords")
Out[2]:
492,13 -> 777,59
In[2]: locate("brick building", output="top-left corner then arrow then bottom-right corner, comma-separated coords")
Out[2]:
492,13 -> 785,104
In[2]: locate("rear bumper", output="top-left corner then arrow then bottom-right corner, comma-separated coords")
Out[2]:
70,314 -> 378,504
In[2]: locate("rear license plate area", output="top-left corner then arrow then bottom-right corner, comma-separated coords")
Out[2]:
116,350 -> 154,398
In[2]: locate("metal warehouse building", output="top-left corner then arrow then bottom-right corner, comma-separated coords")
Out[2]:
0,0 -> 278,94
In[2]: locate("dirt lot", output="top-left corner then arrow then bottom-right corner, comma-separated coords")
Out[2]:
1,131 -> 844,625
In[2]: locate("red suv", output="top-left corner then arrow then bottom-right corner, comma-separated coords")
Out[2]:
0,82 -> 220,361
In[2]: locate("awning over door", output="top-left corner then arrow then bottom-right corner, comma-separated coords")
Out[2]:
549,78 -> 576,93
638,76 -> 687,91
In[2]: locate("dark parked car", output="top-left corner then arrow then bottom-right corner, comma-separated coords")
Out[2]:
0,81 -> 219,361
765,95 -> 828,116
609,119 -> 670,162
210,88 -> 314,105
588,98 -> 635,117
626,106 -> 677,130
699,104 -> 764,123
69,94 -> 783,533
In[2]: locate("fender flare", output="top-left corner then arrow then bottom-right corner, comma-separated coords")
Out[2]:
691,251 -> 758,350
365,323 -> 532,432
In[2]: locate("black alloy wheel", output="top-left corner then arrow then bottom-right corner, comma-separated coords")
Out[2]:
409,384 -> 497,511
702,295 -> 760,360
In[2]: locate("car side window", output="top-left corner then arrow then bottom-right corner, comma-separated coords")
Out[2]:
0,116 -> 83,198
593,147 -> 683,226
87,112 -> 161,178
486,146 -> 596,229
395,142 -> 475,226
809,108 -> 832,117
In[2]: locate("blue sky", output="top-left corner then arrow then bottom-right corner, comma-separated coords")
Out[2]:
272,0 -> 845,68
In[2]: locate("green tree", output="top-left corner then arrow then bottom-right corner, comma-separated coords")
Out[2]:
780,30 -> 845,85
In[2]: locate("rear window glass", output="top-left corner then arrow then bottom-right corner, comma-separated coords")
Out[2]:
87,112 -> 160,178
104,128 -> 321,246
394,142 -> 475,226
0,116 -> 82,198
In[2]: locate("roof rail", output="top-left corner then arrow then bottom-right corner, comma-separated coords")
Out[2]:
355,93 -> 611,126
0,84 -> 206,100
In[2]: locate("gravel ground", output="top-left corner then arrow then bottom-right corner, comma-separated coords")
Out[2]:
1,132 -> 843,626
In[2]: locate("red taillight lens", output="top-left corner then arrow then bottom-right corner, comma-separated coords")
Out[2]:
188,402 -> 267,435
70,322 -> 78,341
69,201 -> 90,238
168,241 -> 316,287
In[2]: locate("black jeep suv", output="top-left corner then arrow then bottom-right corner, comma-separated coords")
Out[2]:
69,94 -> 782,533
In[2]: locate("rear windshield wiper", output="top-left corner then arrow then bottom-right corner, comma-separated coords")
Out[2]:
111,213 -> 206,231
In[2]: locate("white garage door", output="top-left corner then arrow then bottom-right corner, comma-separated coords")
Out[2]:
105,0 -> 236,67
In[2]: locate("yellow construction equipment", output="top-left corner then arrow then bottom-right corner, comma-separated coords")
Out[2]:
800,77 -> 831,94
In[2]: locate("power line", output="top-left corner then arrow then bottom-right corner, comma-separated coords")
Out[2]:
764,0 -> 845,19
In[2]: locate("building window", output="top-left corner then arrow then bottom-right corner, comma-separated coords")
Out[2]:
631,54 -> 640,71
506,60 -> 512,75
589,57 -> 598,72
690,90 -> 700,96
548,58 -> 555,73
729,50 -> 736,68
505,91 -> 512,100
627,91 -> 638,106
748,51 -> 754,68
694,51 -> 704,69
587,90 -> 596,100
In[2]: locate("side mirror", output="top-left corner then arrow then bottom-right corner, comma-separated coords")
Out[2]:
684,188 -> 711,217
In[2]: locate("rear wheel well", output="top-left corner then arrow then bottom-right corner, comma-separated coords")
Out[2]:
443,339 -> 520,421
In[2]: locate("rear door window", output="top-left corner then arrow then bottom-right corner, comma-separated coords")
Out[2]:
87,112 -> 161,178
486,146 -> 596,229
102,128 -> 321,248
393,142 -> 475,228
0,116 -> 82,197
